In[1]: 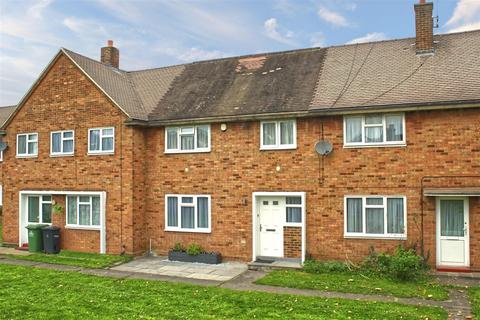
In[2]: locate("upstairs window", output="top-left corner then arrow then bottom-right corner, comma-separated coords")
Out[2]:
17,133 -> 38,157
344,113 -> 405,147
88,127 -> 114,154
165,125 -> 210,153
51,130 -> 74,156
261,120 -> 296,150
165,195 -> 211,232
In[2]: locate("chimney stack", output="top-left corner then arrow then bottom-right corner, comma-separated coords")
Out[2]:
101,40 -> 119,68
414,0 -> 434,54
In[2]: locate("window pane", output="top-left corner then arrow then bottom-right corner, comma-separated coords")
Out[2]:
387,198 -> 404,234
182,197 -> 193,203
365,127 -> 383,143
166,128 -> 178,150
90,130 -> 100,151
346,198 -> 362,233
181,135 -> 194,150
280,121 -> 294,145
196,126 -> 209,148
79,196 -> 90,202
42,196 -> 52,202
181,206 -> 194,228
167,197 -> 178,227
63,131 -> 73,138
386,115 -> 403,142
28,197 -> 39,223
63,139 -> 74,153
67,196 -> 77,224
79,204 -> 90,225
286,197 -> 301,205
365,114 -> 382,125
366,208 -> 384,234
345,118 -> 362,143
28,141 -> 38,154
180,127 -> 194,134
102,137 -> 114,151
262,123 -> 276,146
28,134 -> 37,141
197,197 -> 209,228
103,128 -> 114,136
366,198 -> 383,205
42,203 -> 52,224
286,207 -> 302,223
440,200 -> 464,237
18,135 -> 27,154
52,133 -> 62,153
92,196 -> 100,226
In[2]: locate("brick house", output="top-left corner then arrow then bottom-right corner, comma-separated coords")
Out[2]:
0,1 -> 479,271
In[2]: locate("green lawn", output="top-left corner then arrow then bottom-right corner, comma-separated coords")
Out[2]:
0,264 -> 447,320
6,250 -> 132,269
470,287 -> 480,319
256,270 -> 449,301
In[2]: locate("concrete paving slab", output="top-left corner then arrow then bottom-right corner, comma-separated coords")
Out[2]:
0,247 -> 31,256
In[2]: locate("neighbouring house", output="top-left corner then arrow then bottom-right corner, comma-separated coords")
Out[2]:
0,1 -> 479,271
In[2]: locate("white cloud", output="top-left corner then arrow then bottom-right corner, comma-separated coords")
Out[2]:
27,0 -> 53,19
63,17 -> 107,36
263,18 -> 296,46
155,46 -> 228,62
310,32 -> 325,47
317,7 -> 349,27
445,0 -> 480,33
347,32 -> 387,44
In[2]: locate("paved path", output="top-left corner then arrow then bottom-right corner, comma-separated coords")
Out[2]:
0,256 -> 475,319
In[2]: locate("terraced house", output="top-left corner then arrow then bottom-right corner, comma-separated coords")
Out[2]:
0,1 -> 479,271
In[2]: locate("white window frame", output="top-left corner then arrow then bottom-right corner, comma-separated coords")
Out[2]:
50,130 -> 75,156
27,195 -> 52,225
164,194 -> 211,233
16,132 -> 38,158
260,119 -> 297,150
285,196 -> 303,226
343,113 -> 406,148
0,150 -> 2,161
164,125 -> 211,154
344,195 -> 407,240
88,127 -> 115,155
65,195 -> 101,230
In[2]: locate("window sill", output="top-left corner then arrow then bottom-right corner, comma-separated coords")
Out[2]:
65,225 -> 101,231
343,143 -> 406,149
344,235 -> 407,240
87,152 -> 114,156
16,155 -> 38,159
50,153 -> 75,158
164,228 -> 211,234
164,149 -> 211,154
260,146 -> 297,151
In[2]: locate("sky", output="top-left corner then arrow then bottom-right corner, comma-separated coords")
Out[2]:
0,0 -> 479,106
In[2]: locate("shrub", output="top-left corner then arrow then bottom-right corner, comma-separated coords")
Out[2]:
186,243 -> 203,256
171,242 -> 184,252
303,259 -> 352,274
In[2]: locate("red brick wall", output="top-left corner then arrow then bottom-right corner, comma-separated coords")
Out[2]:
1,54 -> 138,254
283,226 -> 301,258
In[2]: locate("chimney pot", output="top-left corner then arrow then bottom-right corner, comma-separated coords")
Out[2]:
101,40 -> 119,68
107,40 -> 113,47
414,1 -> 434,54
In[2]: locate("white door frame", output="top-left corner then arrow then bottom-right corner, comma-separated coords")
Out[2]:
19,190 -> 107,254
435,197 -> 469,267
252,192 -> 306,262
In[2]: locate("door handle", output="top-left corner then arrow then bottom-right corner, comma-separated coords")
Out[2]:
260,224 -> 262,232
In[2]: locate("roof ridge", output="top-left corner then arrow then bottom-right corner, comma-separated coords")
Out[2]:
61,48 -> 128,72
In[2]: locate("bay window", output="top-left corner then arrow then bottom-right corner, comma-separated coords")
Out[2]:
344,113 -> 405,147
345,196 -> 406,238
261,119 -> 296,150
165,125 -> 210,153
165,195 -> 211,232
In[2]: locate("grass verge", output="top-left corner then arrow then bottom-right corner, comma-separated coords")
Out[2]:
0,264 -> 447,320
470,287 -> 480,319
256,270 -> 449,301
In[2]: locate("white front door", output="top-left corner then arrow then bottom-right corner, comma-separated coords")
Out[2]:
20,195 -> 52,245
436,198 -> 469,267
258,197 -> 284,257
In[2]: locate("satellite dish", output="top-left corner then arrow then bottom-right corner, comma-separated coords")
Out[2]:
0,141 -> 7,152
315,140 -> 333,156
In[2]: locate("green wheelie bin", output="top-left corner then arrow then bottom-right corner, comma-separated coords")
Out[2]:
26,224 -> 48,252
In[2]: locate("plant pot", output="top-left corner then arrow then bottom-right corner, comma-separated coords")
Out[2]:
168,251 -> 222,264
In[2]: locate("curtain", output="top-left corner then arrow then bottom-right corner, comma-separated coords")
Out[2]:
280,121 -> 294,145
28,197 -> 39,223
67,196 -> 77,224
386,115 -> 403,142
90,130 -> 100,151
365,127 -> 383,143
92,196 -> 100,226
196,126 -> 209,148
28,141 -> 38,155
366,197 -> 383,205
102,137 -> 114,151
167,128 -> 178,149
345,117 -> 362,143
441,200 -> 464,236
167,197 -> 178,227
346,198 -> 362,232
42,202 -> 52,224
181,135 -> 194,150
387,198 -> 404,234
181,206 -> 194,228
197,197 -> 209,228
263,123 -> 276,145
18,135 -> 27,154
79,204 -> 90,225
366,208 -> 384,234
287,207 -> 301,223
63,131 -> 74,153
52,133 -> 62,153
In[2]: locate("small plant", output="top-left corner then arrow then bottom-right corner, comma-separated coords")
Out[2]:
171,242 -> 184,252
186,243 -> 203,256
52,203 -> 63,215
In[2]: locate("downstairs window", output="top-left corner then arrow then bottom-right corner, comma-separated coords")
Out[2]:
165,195 -> 211,232
66,195 -> 101,228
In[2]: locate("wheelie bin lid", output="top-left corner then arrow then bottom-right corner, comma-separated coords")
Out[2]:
26,224 -> 49,230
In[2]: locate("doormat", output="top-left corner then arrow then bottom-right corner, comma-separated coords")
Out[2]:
255,258 -> 275,264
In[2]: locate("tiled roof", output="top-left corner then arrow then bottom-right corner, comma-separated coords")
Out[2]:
0,105 -> 16,127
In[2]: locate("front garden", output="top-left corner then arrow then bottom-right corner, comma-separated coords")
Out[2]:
470,287 -> 480,319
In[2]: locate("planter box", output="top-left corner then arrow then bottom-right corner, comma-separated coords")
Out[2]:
168,251 -> 222,264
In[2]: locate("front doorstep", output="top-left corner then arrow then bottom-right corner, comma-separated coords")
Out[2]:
168,251 -> 222,264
